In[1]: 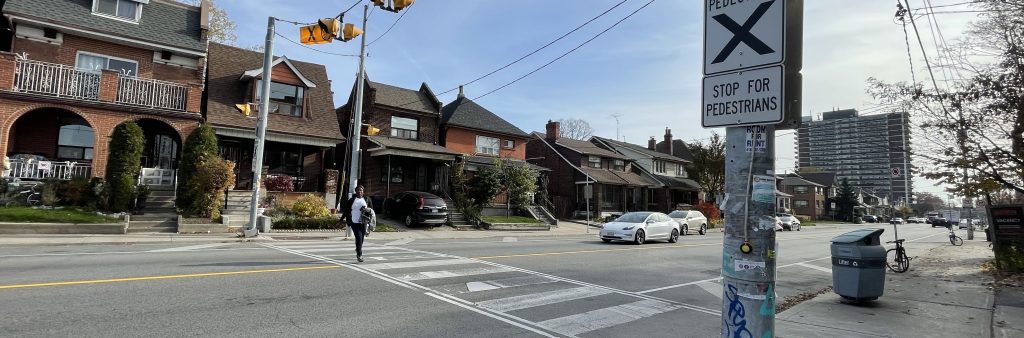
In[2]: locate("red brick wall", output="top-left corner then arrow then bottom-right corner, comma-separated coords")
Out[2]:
0,99 -> 199,178
0,53 -> 15,90
364,106 -> 440,144
443,127 -> 528,159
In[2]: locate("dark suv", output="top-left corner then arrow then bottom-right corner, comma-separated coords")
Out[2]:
862,215 -> 879,223
383,191 -> 448,227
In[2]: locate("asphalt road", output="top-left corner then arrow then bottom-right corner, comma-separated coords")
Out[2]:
0,223 -> 958,337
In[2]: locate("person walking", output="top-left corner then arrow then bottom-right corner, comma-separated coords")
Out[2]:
346,185 -> 369,262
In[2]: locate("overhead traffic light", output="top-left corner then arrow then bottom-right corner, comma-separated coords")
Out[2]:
372,0 -> 415,13
366,124 -> 381,136
235,103 -> 252,117
299,21 -> 334,44
341,23 -> 362,42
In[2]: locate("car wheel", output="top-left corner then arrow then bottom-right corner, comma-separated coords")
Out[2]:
797,225 -> 801,231
700,224 -> 707,235
404,215 -> 413,227
682,225 -> 688,236
634,230 -> 645,245
601,238 -> 611,243
669,229 -> 679,243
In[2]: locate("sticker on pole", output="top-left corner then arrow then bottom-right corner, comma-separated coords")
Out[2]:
751,174 -> 776,204
702,65 -> 784,128
745,125 -> 768,152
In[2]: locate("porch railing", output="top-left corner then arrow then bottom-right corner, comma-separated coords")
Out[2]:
14,59 -> 101,101
117,76 -> 188,111
3,159 -> 92,180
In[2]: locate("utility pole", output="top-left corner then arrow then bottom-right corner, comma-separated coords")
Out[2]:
346,5 -> 370,199
243,16 -> 276,238
611,113 -> 621,141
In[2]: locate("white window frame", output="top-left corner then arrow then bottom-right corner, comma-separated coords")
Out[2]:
676,163 -> 686,176
613,159 -> 625,171
390,116 -> 419,140
588,156 -> 601,168
504,139 -> 514,149
75,51 -> 139,76
92,0 -> 143,24
475,135 -> 500,156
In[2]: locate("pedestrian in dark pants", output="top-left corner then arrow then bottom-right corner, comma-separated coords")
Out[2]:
346,185 -> 368,262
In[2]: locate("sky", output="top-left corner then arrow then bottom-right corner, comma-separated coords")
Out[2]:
213,0 -> 985,197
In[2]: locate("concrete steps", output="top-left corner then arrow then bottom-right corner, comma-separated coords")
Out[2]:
530,205 -> 558,226
127,219 -> 176,233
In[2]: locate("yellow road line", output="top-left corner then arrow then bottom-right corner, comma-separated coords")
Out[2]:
0,265 -> 340,290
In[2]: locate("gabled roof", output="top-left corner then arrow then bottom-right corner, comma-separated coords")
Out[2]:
441,96 -> 528,137
592,136 -> 691,163
204,43 -> 343,143
240,57 -> 317,88
797,172 -> 838,187
4,0 -> 207,54
781,176 -> 826,187
366,136 -> 460,155
657,139 -> 696,162
529,133 -> 629,160
649,174 -> 701,191
580,167 -> 657,187
367,80 -> 440,115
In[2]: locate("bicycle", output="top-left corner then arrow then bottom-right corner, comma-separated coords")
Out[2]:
1,181 -> 42,207
885,223 -> 911,273
947,226 -> 963,246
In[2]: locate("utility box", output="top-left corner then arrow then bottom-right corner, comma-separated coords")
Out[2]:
831,228 -> 887,301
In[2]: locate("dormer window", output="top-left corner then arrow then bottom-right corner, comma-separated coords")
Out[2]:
256,80 -> 305,117
613,159 -> 625,171
588,156 -> 601,168
94,0 -> 142,22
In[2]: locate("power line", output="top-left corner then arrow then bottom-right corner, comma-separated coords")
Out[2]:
473,0 -> 656,101
274,32 -> 359,57
368,4 -> 410,46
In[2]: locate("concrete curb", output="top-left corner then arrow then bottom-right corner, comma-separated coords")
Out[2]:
0,222 -> 128,235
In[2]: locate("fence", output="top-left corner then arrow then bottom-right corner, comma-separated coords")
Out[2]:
117,76 -> 188,111
3,159 -> 92,180
14,59 -> 101,100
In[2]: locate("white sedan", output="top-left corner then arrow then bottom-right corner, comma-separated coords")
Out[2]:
668,210 -> 709,235
600,212 -> 681,244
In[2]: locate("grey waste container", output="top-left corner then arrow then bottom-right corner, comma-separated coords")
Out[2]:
831,228 -> 887,301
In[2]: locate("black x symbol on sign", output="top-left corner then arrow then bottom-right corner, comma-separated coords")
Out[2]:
711,0 -> 776,64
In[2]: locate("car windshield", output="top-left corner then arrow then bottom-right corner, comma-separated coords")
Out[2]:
614,212 -> 652,223
668,211 -> 688,218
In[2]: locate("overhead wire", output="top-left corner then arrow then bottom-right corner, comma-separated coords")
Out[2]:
274,32 -> 359,57
368,4 -> 410,46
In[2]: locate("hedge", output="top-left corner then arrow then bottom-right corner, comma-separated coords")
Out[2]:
105,121 -> 144,212
272,217 -> 343,230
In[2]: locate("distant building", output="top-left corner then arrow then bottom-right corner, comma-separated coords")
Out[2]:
797,109 -> 913,206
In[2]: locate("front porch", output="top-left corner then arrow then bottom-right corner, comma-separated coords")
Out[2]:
216,134 -> 334,193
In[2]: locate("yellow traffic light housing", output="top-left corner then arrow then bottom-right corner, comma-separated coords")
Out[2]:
393,0 -> 414,11
341,23 -> 362,42
299,23 -> 333,44
317,18 -> 341,38
373,0 -> 414,12
366,124 -> 381,136
235,103 -> 252,117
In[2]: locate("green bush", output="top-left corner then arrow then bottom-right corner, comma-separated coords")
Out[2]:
58,177 -> 94,207
292,194 -> 329,218
40,179 -> 59,206
185,158 -> 235,219
272,216 -> 342,230
104,121 -> 144,212
177,123 -> 219,212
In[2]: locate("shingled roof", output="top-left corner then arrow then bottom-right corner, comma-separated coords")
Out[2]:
657,139 -> 696,162
530,133 -> 629,160
204,43 -> 343,143
4,0 -> 207,54
367,80 -> 440,115
441,96 -> 528,137
593,136 -> 691,163
797,172 -> 838,187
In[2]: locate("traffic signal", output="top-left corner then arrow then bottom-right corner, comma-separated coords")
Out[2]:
299,22 -> 333,44
235,103 -> 252,117
366,124 -> 381,136
341,23 -> 362,42
372,0 -> 415,12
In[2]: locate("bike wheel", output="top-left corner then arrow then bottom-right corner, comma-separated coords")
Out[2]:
886,248 -> 909,273
952,236 -> 963,246
26,193 -> 41,207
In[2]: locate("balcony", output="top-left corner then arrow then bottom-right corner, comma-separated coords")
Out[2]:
4,57 -> 200,113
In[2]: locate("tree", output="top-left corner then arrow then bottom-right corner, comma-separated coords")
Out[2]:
179,0 -> 237,45
467,158 -> 503,212
911,192 -> 946,214
686,132 -> 725,202
835,178 -> 858,222
557,118 -> 593,140
869,0 -> 1024,198
177,123 -> 220,215
105,121 -> 145,212
503,160 -> 539,215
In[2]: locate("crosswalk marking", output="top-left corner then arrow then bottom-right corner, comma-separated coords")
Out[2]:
536,299 -> 682,336
359,258 -> 478,270
394,266 -> 513,281
697,280 -> 724,299
476,286 -> 612,312
300,246 -> 400,253
147,243 -> 230,252
795,262 -> 833,274
385,239 -> 415,246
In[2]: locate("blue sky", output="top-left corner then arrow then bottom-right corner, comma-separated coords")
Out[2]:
212,0 -> 982,197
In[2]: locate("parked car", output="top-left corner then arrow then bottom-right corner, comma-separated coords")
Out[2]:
931,217 -> 951,228
862,215 -> 879,223
776,213 -> 801,231
667,210 -> 708,235
958,219 -> 982,229
599,211 -> 680,244
906,217 -> 922,224
382,191 -> 448,227
891,217 -> 904,225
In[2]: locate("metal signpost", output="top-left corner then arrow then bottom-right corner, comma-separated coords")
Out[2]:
702,1 -> 802,336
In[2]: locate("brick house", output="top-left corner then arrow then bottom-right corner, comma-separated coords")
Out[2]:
337,78 -> 459,208
591,131 -> 700,212
439,88 -> 544,205
204,42 -> 344,193
797,171 -> 838,219
781,174 -> 827,220
526,120 -> 658,219
0,0 -> 208,188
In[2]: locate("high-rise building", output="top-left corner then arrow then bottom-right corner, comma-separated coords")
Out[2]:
796,109 -> 913,205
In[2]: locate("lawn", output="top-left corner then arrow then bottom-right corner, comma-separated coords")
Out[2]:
0,207 -> 118,223
481,215 -> 542,224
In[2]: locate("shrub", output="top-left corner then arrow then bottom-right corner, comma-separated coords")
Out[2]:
177,123 -> 219,211
104,121 -> 145,212
264,206 -> 293,218
58,177 -> 93,207
40,180 -> 59,206
263,175 -> 294,192
185,158 -> 235,219
271,216 -> 342,230
795,215 -> 812,223
695,201 -> 722,220
292,194 -> 330,218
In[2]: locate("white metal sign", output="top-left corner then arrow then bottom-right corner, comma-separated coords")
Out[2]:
702,65 -> 784,127
704,0 -> 786,75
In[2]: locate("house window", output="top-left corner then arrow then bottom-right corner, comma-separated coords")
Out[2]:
613,159 -> 625,171
475,136 -> 500,155
381,166 -> 403,183
795,200 -> 809,207
94,0 -> 141,22
256,80 -> 305,117
57,124 -> 94,160
588,156 -> 601,168
676,164 -> 686,176
390,116 -> 418,139
76,52 -> 138,76
504,140 -> 514,149
794,186 -> 808,193
655,161 -> 666,173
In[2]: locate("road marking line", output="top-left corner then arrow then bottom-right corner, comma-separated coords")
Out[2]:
536,299 -> 682,336
502,237 -> 517,242
359,258 -> 478,270
637,276 -> 723,294
474,243 -> 720,259
385,239 -> 415,246
394,266 -> 513,281
0,247 -> 267,259
424,293 -> 559,338
147,243 -> 231,252
696,280 -> 724,299
475,275 -> 557,291
300,246 -> 401,253
794,262 -> 833,274
0,265 -> 340,290
477,286 -> 612,312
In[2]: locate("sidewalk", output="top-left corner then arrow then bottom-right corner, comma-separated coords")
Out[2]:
777,237 -> 1019,338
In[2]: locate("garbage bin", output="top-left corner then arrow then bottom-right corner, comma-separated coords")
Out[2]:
831,228 -> 887,301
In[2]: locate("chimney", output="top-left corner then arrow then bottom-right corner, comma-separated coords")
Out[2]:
545,120 -> 560,140
458,85 -> 465,98
199,0 -> 211,41
663,127 -> 673,155
648,137 -> 656,150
